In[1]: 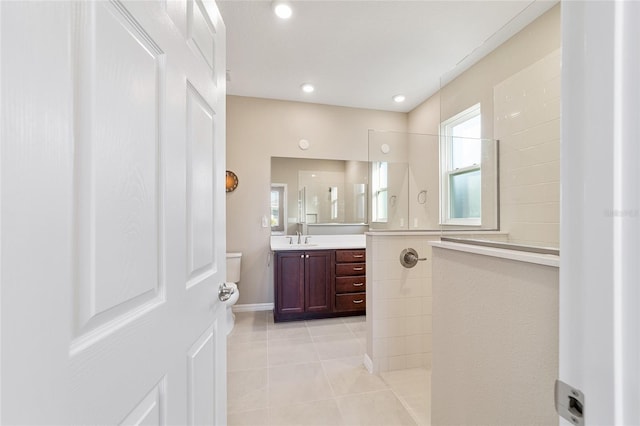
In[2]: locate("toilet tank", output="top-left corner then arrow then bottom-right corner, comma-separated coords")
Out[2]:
226,252 -> 242,283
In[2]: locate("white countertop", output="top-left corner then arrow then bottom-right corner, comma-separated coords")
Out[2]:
270,234 -> 366,251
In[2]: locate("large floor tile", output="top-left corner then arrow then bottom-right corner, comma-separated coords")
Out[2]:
336,390 -> 418,426
268,362 -> 333,408
305,317 -> 352,336
312,333 -> 366,360
227,408 -> 269,426
227,368 -> 268,413
381,368 -> 431,398
228,340 -> 268,372
230,312 -> 269,337
267,320 -> 311,340
268,336 -> 317,366
321,356 -> 389,396
268,399 -> 345,426
401,393 -> 431,426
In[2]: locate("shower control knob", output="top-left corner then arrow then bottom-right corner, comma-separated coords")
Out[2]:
399,248 -> 427,268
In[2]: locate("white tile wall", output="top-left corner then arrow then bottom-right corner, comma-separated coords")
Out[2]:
367,234 -> 436,372
494,49 -> 561,248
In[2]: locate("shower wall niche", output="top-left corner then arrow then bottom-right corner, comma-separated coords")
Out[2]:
368,130 -> 499,232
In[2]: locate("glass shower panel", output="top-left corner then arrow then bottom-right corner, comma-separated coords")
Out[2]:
368,130 -> 499,232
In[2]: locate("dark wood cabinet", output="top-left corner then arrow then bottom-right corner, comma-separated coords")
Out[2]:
334,249 -> 366,314
274,251 -> 305,316
274,248 -> 366,322
274,250 -> 332,322
304,251 -> 332,313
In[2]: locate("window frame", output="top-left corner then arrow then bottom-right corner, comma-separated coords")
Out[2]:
440,104 -> 482,226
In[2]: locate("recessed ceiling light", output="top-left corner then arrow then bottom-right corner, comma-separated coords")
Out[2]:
393,94 -> 406,103
301,83 -> 315,93
272,1 -> 292,19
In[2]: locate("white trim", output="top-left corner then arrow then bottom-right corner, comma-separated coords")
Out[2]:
363,353 -> 374,374
430,241 -> 559,268
232,303 -> 274,313
439,103 -> 482,225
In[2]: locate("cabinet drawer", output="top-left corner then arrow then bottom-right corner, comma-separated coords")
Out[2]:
336,250 -> 365,263
335,263 -> 365,276
335,293 -> 366,312
335,276 -> 366,294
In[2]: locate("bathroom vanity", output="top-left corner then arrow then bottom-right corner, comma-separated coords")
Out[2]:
271,235 -> 366,322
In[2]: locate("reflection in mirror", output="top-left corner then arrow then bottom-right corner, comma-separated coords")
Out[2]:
271,157 -> 368,235
270,183 -> 286,234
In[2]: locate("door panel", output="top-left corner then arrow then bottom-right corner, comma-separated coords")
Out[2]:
276,252 -> 305,314
120,379 -> 166,426
305,251 -> 332,313
73,0 -> 165,343
186,82 -> 215,287
0,0 -> 227,424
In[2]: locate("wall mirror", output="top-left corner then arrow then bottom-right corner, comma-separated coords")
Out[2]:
271,157 -> 368,235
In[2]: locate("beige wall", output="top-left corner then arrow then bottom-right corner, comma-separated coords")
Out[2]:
226,96 -> 407,305
407,4 -> 561,246
431,247 -> 558,425
408,4 -> 560,137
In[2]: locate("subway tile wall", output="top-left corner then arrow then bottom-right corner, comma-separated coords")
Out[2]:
367,234 -> 435,373
494,49 -> 561,248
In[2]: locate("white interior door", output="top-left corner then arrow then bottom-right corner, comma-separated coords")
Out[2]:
561,1 -> 640,424
0,1 -> 227,424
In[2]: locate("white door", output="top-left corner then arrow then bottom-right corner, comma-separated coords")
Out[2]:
0,0 -> 227,424
561,1 -> 640,424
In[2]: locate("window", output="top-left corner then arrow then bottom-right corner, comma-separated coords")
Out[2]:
440,104 -> 482,225
271,184 -> 286,233
371,162 -> 388,222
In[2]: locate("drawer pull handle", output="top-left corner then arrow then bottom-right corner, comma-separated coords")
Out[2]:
352,254 -> 364,258
352,283 -> 364,287
353,299 -> 364,304
353,267 -> 364,271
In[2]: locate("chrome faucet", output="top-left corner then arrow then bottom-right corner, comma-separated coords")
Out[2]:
296,231 -> 301,244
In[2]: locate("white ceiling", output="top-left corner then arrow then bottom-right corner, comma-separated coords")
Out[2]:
217,0 -> 558,113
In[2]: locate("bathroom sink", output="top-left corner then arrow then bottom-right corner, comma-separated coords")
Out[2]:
270,235 -> 366,251
279,243 -> 319,250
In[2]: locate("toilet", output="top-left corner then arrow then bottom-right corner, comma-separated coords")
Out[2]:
224,252 -> 242,335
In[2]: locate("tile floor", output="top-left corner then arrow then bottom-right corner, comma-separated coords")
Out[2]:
227,311 -> 431,426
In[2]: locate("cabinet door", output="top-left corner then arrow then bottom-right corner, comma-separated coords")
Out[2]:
305,251 -> 333,313
275,252 -> 305,315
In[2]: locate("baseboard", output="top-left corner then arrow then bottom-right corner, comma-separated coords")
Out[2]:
363,353 -> 374,374
232,303 -> 274,313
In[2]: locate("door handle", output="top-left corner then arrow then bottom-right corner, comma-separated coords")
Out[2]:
218,283 -> 235,302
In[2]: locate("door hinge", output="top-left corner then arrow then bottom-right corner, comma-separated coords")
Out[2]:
555,380 -> 584,426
